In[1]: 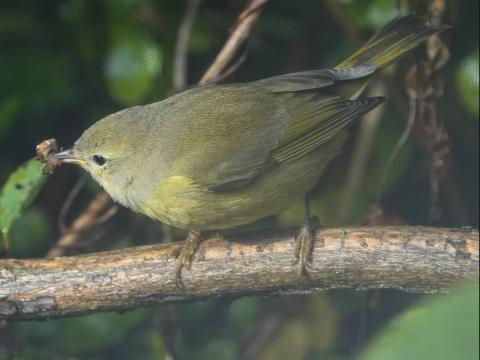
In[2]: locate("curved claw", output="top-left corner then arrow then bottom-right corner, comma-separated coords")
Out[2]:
292,216 -> 320,279
174,230 -> 203,284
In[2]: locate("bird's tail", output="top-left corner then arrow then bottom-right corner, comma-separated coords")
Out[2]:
337,15 -> 449,69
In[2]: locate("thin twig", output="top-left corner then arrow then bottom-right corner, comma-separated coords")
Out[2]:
322,2 -> 387,224
1,226 -> 478,320
57,176 -> 87,233
47,192 -> 117,258
240,314 -> 287,360
201,44 -> 249,85
154,306 -> 179,360
374,96 -> 417,205
173,0 -> 202,92
198,0 -> 268,84
335,81 -> 387,224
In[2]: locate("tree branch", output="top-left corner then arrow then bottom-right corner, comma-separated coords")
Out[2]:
1,226 -> 478,320
47,192 -> 117,258
173,0 -> 202,91
198,0 -> 268,85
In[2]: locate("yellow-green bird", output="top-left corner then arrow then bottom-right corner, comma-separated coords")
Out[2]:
50,15 -> 448,278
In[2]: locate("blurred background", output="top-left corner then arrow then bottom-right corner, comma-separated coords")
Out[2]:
0,0 -> 478,359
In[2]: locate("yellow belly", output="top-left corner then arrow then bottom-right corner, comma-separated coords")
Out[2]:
138,151 -> 331,231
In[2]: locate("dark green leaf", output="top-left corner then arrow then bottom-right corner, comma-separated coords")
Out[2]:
0,159 -> 47,249
456,50 -> 479,117
360,282 -> 479,360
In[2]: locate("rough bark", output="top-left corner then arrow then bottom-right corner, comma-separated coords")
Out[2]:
1,226 -> 478,320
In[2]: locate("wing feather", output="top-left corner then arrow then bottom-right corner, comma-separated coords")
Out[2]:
182,66 -> 384,192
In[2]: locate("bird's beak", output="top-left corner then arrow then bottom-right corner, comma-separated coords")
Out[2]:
49,149 -> 86,166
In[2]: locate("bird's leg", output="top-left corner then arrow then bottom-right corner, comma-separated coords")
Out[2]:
175,230 -> 204,281
292,193 -> 320,278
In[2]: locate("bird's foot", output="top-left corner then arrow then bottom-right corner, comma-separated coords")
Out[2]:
175,230 -> 203,285
292,216 -> 320,279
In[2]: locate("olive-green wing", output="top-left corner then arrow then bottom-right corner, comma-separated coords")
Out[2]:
208,95 -> 384,191
203,66 -> 383,191
270,95 -> 384,164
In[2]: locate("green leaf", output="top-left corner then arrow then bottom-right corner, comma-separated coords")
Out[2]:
456,50 -> 479,117
105,31 -> 163,105
360,282 -> 479,360
0,159 -> 47,250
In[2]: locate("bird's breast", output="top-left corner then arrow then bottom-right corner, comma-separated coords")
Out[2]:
138,175 -> 207,229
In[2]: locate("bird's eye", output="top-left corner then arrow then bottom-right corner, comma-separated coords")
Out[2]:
93,155 -> 107,166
